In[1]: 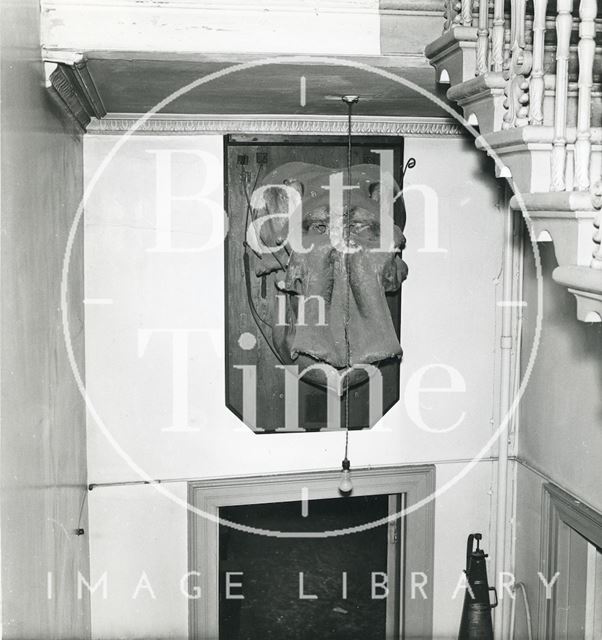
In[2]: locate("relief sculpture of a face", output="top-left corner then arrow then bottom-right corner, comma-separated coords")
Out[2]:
248,161 -> 408,393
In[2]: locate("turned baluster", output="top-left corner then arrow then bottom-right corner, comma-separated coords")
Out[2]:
503,0 -> 531,128
550,0 -> 573,191
592,211 -> 602,269
476,0 -> 490,74
444,0 -> 463,31
491,0 -> 506,72
529,0 -> 549,125
443,0 -> 455,31
574,0 -> 597,191
461,0 -> 474,26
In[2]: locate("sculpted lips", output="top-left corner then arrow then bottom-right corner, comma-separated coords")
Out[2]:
281,221 -> 404,369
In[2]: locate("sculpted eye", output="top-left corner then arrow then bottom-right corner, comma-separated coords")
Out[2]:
350,222 -> 371,234
311,223 -> 328,234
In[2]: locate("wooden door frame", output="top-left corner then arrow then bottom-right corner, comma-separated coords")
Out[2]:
188,464 -> 435,639
538,483 -> 602,638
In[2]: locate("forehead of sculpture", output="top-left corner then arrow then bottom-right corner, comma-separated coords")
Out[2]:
259,161 -> 398,220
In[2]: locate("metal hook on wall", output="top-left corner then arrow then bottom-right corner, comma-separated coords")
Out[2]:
402,157 -> 417,184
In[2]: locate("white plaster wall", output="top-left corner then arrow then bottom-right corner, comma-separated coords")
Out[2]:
510,239 -> 602,636
1,1 -> 90,636
84,133 -> 505,639
519,241 -> 602,513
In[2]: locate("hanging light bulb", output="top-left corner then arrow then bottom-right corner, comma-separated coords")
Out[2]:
337,94 -> 358,498
339,457 -> 353,495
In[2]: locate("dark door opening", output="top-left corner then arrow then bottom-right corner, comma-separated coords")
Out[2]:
218,494 -> 400,640
188,466 -> 435,639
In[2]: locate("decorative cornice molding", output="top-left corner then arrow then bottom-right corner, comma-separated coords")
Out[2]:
87,114 -> 464,137
44,55 -> 106,130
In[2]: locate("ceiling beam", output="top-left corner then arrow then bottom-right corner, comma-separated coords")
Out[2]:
41,0 -> 444,57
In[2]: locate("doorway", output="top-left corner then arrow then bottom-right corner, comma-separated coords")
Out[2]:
219,494 -> 396,639
188,465 -> 435,639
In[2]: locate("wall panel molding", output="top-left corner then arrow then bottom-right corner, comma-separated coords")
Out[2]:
87,114 -> 464,137
538,483 -> 602,638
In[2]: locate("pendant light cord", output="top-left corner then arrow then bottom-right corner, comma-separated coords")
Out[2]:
345,100 -> 352,441
342,95 -> 358,462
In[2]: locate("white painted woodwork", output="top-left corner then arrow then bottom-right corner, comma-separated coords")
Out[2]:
492,0 -> 506,72
42,0 -> 382,55
502,0 -> 531,129
584,543 -> 602,640
529,0 -> 549,125
41,0 -> 445,58
424,0 -> 602,318
574,0 -> 598,191
551,0 -> 573,191
86,113 -> 462,137
476,0 -> 490,74
592,210 -> 602,268
461,0 -> 474,26
443,0 -> 461,31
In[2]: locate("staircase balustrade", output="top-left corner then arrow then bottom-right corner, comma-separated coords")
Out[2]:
426,0 -> 602,321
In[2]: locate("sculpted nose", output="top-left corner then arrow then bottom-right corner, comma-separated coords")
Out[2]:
345,250 -> 403,366
285,248 -> 402,369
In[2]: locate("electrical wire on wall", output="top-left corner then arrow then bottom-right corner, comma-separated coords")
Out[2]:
240,160 -> 285,364
510,582 -> 533,640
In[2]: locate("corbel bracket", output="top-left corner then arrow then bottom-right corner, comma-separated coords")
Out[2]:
510,191 -> 602,323
43,51 -> 106,131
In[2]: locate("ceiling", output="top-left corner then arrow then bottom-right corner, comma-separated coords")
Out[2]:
86,53 -> 452,118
